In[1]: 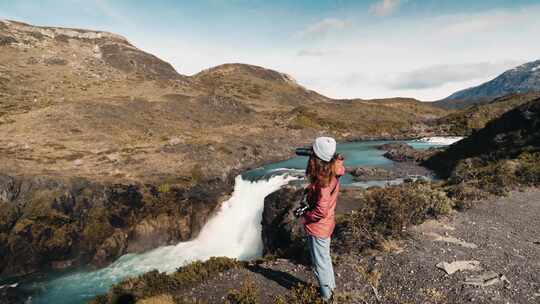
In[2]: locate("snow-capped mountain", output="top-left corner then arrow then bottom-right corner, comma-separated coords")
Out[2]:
436,60 -> 540,109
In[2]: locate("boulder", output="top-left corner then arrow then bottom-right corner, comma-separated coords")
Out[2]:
261,183 -> 309,263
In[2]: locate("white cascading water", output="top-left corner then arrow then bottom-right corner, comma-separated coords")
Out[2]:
30,174 -> 297,304
415,136 -> 463,145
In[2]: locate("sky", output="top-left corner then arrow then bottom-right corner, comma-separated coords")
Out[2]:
1,0 -> 540,101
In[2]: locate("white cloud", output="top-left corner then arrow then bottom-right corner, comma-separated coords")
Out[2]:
386,61 -> 521,90
296,18 -> 349,39
131,5 -> 540,101
369,0 -> 401,17
441,9 -> 530,35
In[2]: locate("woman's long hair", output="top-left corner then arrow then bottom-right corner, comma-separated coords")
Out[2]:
306,154 -> 337,187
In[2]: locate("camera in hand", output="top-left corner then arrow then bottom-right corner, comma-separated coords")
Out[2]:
294,203 -> 310,218
293,190 -> 312,218
295,147 -> 313,157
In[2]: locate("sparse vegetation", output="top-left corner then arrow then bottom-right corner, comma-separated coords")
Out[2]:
97,257 -> 245,303
272,283 -> 352,304
334,181 -> 453,253
274,283 -> 324,304
190,164 -> 204,184
157,183 -> 171,194
433,93 -> 540,135
226,277 -> 259,304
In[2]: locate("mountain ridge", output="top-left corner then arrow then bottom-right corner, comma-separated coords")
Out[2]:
435,59 -> 540,109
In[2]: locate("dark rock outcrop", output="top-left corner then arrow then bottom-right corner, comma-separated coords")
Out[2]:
378,143 -> 442,163
261,182 -> 370,262
0,174 -> 229,278
424,98 -> 540,177
347,167 -> 398,181
0,284 -> 22,304
261,183 -> 308,262
347,163 -> 434,182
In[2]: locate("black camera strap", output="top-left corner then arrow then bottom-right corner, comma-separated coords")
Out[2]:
330,176 -> 341,196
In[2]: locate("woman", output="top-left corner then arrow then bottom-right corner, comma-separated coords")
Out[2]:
302,137 -> 345,301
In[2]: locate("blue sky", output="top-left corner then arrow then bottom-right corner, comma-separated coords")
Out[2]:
1,0 -> 540,100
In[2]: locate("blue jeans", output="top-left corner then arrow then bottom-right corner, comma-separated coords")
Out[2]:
307,235 -> 336,300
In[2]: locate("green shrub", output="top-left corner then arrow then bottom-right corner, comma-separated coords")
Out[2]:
363,182 -> 452,236
226,277 -> 259,304
334,181 -> 453,252
100,257 -> 244,303
444,183 -> 488,210
274,283 -> 352,304
517,152 -> 540,185
172,257 -> 243,285
450,157 -> 520,196
275,283 -> 324,304
157,183 -> 171,194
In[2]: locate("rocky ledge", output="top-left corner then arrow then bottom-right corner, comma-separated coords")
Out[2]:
347,162 -> 434,182
0,173 -> 233,278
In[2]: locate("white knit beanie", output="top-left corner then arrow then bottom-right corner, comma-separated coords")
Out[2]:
312,137 -> 336,162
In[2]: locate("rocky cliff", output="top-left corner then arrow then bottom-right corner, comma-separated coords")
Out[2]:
0,173 -> 232,277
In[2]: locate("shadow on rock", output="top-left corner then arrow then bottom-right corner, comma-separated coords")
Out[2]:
247,264 -> 306,290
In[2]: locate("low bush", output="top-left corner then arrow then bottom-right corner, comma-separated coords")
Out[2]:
226,277 -> 259,304
516,151 -> 540,185
273,283 -> 324,304
273,283 -> 352,304
449,157 -> 520,196
97,257 -> 245,303
171,257 -> 244,285
428,151 -> 540,210
334,181 -> 453,253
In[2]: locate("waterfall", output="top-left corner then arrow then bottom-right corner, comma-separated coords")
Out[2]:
27,174 -> 297,304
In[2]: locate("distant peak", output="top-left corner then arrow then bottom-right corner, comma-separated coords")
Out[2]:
196,63 -> 299,85
437,58 -> 540,108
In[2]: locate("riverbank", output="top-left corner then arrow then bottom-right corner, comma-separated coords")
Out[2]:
101,188 -> 538,304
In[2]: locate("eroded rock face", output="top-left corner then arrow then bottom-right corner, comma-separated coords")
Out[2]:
261,183 -> 308,262
0,174 -> 227,278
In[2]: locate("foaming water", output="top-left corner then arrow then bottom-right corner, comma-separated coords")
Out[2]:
25,174 -> 297,304
414,136 -> 463,145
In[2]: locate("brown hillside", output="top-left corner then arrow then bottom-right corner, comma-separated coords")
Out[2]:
0,19 -> 449,184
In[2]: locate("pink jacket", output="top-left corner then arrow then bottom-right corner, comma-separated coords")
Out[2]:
302,160 -> 345,238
